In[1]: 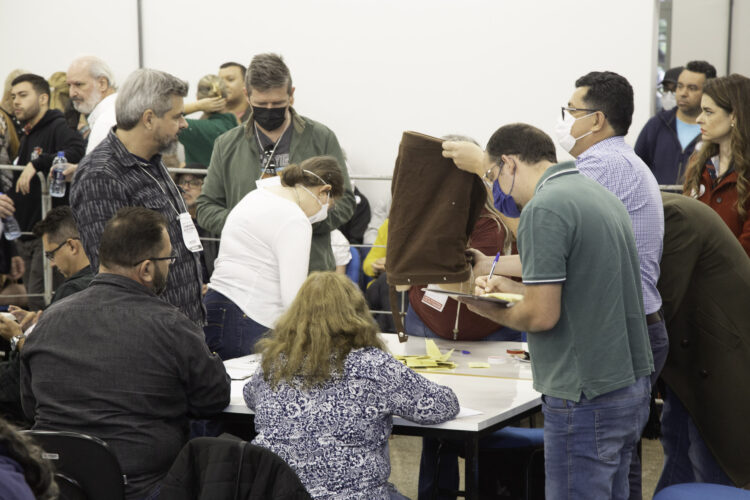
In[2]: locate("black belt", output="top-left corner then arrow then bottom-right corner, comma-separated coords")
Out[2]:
646,310 -> 664,325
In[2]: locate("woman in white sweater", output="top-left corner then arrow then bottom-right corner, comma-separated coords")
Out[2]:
204,156 -> 345,359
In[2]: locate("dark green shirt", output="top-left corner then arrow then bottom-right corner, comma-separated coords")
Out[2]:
519,162 -> 653,401
179,113 -> 237,167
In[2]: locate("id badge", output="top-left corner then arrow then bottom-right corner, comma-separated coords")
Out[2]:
255,175 -> 282,189
179,213 -> 204,252
422,289 -> 449,312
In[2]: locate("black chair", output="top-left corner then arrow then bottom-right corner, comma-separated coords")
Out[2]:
160,436 -> 312,499
23,430 -> 126,500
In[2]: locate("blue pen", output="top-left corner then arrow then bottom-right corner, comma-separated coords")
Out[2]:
488,252 -> 501,279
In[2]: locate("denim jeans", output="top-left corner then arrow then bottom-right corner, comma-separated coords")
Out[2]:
203,289 -> 269,360
654,386 -> 733,493
543,376 -> 650,500
627,318 -> 670,500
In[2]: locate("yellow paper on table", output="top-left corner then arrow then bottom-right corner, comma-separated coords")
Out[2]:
468,362 -> 491,369
425,339 -> 455,362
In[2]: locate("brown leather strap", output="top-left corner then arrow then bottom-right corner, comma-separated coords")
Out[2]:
388,285 -> 408,343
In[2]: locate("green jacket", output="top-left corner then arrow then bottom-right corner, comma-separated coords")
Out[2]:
179,112 -> 238,166
196,109 -> 355,272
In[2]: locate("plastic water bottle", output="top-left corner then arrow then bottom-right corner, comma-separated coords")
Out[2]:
0,192 -> 22,240
49,151 -> 67,198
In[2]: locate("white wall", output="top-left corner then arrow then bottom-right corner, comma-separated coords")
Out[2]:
0,0 -> 139,91
0,0 -> 659,204
671,0 -> 730,74
730,0 -> 750,75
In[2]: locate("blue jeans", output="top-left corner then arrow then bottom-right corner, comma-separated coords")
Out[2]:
654,386 -> 732,493
543,376 -> 650,500
627,318 -> 670,500
405,304 -> 525,341
203,289 -> 268,360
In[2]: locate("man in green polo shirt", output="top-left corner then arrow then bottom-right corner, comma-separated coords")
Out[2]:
196,53 -> 355,272
461,123 -> 653,499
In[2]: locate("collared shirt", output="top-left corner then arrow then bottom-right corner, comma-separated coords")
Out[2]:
85,93 -> 117,154
20,273 -> 230,500
519,162 -> 653,401
70,130 -> 205,325
577,136 -> 664,315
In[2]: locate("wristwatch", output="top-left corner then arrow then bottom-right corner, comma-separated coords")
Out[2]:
10,333 -> 25,352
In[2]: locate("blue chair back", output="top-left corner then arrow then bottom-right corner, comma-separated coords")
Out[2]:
346,247 -> 361,285
654,483 -> 750,499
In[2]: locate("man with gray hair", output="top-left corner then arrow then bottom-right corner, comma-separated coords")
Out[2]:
197,53 -> 355,272
67,55 -> 118,155
70,68 -> 206,325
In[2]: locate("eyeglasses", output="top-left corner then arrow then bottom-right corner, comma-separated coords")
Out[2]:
561,106 -> 599,120
135,250 -> 178,266
44,237 -> 79,261
177,179 -> 204,188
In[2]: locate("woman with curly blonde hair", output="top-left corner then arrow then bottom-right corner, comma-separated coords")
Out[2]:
683,74 -> 750,256
244,272 -> 459,499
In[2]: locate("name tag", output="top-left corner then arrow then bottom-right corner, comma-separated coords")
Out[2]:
422,290 -> 449,312
179,213 -> 204,252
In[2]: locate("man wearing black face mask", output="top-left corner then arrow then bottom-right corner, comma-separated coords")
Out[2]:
197,53 -> 355,273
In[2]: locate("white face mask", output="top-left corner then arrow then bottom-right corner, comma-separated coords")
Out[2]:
554,111 -> 595,153
300,185 -> 330,224
660,91 -> 676,111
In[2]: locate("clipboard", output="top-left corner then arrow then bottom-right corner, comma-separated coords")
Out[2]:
420,288 -> 520,307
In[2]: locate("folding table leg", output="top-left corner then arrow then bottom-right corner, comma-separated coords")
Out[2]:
464,434 -> 480,500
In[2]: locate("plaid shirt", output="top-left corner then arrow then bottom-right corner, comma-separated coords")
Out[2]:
577,136 -> 664,315
70,130 -> 204,325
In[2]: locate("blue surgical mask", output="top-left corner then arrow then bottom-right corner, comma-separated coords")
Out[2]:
492,165 -> 521,218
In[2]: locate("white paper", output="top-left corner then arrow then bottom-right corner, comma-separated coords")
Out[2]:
178,213 -> 203,252
456,406 -> 483,418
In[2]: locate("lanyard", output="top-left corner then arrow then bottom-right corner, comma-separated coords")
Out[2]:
254,123 -> 289,179
138,163 -> 186,218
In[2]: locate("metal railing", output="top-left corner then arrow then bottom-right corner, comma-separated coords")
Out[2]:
0,160 -> 685,311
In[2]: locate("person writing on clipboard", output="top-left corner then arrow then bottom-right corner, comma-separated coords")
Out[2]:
448,123 -> 653,500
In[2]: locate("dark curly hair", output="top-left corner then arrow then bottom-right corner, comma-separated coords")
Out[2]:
0,417 -> 58,499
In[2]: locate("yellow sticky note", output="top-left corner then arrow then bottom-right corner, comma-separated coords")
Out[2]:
468,362 -> 491,369
439,349 -> 455,362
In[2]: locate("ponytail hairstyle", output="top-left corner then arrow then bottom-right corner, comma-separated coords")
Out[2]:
683,74 -> 750,220
280,155 -> 345,198
48,71 -> 70,113
0,417 -> 58,499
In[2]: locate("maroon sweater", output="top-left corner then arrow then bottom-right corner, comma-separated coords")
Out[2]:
408,210 -> 512,340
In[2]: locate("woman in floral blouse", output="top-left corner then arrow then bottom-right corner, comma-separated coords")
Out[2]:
244,272 -> 459,499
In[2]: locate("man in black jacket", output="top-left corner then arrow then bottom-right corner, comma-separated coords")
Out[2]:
20,207 -> 230,500
9,73 -> 84,309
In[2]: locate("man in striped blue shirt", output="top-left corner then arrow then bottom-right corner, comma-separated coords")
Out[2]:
559,71 -> 666,500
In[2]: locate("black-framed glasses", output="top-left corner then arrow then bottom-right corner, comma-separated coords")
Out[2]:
177,178 -> 204,188
44,237 -> 79,261
135,250 -> 178,266
561,106 -> 599,120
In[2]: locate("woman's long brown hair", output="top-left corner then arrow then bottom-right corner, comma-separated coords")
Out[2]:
683,74 -> 750,220
257,272 -> 385,389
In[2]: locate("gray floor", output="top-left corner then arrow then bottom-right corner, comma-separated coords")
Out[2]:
388,432 -> 665,499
